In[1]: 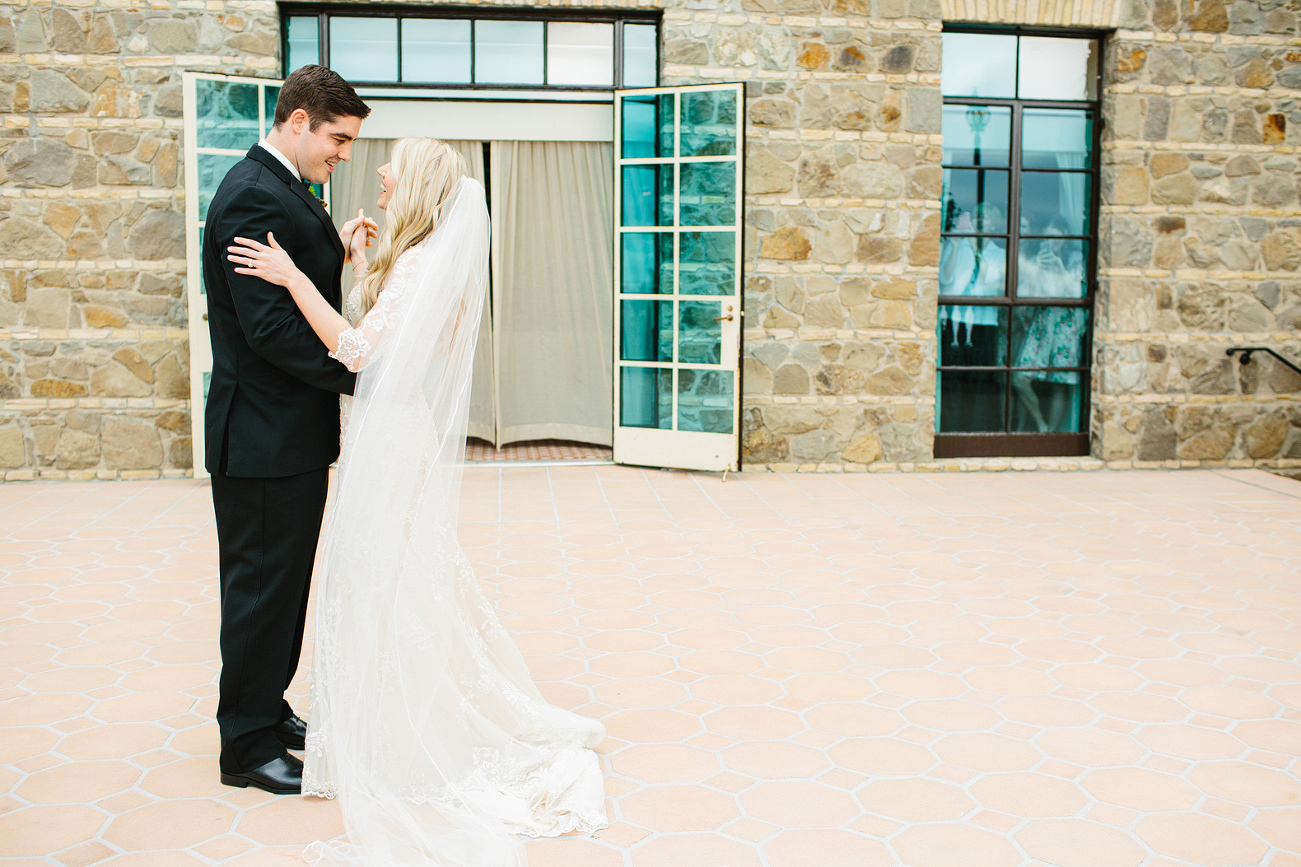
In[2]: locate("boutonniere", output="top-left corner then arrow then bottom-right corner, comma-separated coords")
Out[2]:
302,179 -> 328,210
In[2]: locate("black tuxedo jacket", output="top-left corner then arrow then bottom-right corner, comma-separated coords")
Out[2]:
202,145 -> 356,478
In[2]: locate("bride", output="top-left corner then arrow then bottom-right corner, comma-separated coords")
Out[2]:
227,138 -> 608,865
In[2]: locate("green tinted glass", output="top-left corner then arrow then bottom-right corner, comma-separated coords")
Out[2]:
677,369 -> 732,433
197,80 -> 260,150
678,162 -> 734,226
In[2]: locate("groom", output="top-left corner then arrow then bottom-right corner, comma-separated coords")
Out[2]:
202,65 -> 371,795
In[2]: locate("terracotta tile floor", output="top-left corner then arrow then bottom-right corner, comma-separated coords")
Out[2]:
2,467 -> 1300,866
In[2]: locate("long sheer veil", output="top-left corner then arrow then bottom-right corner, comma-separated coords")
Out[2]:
303,178 -> 607,866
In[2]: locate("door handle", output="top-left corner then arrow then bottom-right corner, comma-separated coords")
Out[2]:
714,314 -> 734,322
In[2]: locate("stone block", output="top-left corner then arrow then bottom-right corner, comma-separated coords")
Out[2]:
169,437 -> 193,469
91,364 -> 151,398
0,426 -> 26,468
760,228 -> 811,261
746,149 -> 794,195
126,210 -> 184,260
772,364 -> 809,395
29,70 -> 90,114
2,139 -> 76,188
102,417 -> 162,470
1189,0 -> 1230,31
1244,411 -> 1289,458
842,433 -> 883,464
790,429 -> 837,462
1137,408 -> 1177,461
23,288 -> 71,328
55,429 -> 99,470
1178,427 -> 1233,460
1152,173 -> 1198,205
742,358 -> 771,396
1262,231 -> 1301,271
742,428 -> 788,464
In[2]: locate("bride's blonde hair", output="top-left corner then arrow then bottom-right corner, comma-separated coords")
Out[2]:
356,137 -> 468,314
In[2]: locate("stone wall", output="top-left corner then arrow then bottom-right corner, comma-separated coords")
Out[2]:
2,0 -> 1298,480
1096,0 -> 1301,470
661,0 -> 945,471
0,0 -> 280,479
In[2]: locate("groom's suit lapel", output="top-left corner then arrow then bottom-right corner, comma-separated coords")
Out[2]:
245,146 -> 347,265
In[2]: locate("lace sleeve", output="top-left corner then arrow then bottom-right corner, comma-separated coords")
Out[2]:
328,247 -> 422,373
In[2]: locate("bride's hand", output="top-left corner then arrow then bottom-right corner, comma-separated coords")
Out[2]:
228,233 -> 301,288
339,209 -> 378,264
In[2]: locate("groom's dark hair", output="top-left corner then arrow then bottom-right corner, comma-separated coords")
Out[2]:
272,65 -> 371,130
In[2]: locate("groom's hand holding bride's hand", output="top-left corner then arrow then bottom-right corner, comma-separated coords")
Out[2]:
339,208 -> 378,267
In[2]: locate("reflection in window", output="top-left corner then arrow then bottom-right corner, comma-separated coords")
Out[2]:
475,20 -> 544,85
402,19 -> 471,83
286,17 -> 319,74
547,22 -> 613,86
329,17 -> 397,83
623,23 -> 658,87
1018,37 -> 1097,101
941,32 -> 1017,98
937,29 -> 1097,449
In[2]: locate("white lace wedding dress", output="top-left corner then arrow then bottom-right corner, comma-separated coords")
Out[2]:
301,179 -> 607,866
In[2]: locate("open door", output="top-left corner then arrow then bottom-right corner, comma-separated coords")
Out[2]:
183,72 -> 293,478
613,83 -> 744,473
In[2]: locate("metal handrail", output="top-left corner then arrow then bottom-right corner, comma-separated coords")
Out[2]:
1226,347 -> 1301,377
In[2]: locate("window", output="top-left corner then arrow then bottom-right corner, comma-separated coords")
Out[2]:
935,28 -> 1101,459
281,7 -> 659,90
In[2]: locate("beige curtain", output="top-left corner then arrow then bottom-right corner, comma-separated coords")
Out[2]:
331,140 -> 494,441
490,141 -> 613,447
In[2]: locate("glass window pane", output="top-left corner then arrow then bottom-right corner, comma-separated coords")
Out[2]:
679,162 -> 735,227
939,237 -> 1006,298
621,300 -> 673,362
678,300 -> 723,365
938,370 -> 1006,433
1010,373 -> 1084,432
621,367 -> 673,429
941,32 -> 1017,98
263,85 -> 279,134
621,94 -> 673,159
1017,239 -> 1088,299
680,90 -> 736,157
942,105 -> 1011,167
678,369 -> 733,434
196,80 -> 260,150
329,17 -> 397,83
939,305 -> 1008,367
402,19 -> 471,84
1012,306 -> 1088,373
198,153 -> 243,222
621,232 -> 673,294
942,169 -> 1008,233
547,21 -> 612,86
1018,37 -> 1097,101
287,17 -> 319,74
1023,109 -> 1092,170
679,231 -> 735,296
1019,173 -> 1090,237
475,20 -> 544,85
623,23 -> 658,87
622,165 -> 673,227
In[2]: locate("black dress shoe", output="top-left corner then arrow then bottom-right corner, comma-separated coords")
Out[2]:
273,715 -> 308,750
220,753 -> 303,795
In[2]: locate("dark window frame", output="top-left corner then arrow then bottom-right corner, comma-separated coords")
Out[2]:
935,23 -> 1106,460
280,3 -> 660,92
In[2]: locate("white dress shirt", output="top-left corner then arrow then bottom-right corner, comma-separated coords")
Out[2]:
258,140 -> 300,181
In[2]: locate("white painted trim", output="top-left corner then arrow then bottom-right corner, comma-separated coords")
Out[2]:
362,99 -> 613,142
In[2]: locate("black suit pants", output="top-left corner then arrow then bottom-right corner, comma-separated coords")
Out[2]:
211,465 -> 329,773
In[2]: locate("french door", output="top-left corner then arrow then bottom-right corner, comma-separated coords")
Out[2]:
182,72 -> 296,479
613,84 -> 744,473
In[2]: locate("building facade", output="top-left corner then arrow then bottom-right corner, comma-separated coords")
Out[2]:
0,0 -> 1298,480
